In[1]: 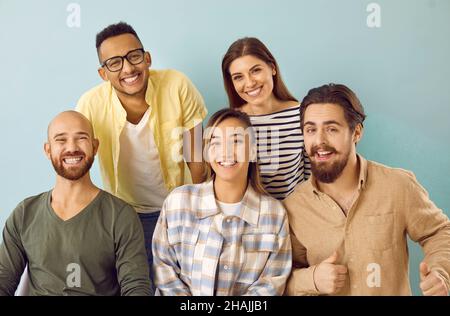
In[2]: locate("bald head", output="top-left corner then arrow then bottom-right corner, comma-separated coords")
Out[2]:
45,111 -> 98,181
47,111 -> 94,141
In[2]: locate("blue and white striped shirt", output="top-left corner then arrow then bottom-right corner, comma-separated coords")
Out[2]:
249,105 -> 311,200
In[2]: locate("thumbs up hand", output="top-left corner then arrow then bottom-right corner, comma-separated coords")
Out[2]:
419,262 -> 449,296
313,251 -> 348,294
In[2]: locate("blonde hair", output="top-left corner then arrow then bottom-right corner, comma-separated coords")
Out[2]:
203,108 -> 268,195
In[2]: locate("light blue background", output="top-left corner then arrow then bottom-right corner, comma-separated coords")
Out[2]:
0,0 -> 449,295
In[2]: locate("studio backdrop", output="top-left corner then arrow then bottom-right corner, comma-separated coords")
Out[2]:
0,0 -> 449,295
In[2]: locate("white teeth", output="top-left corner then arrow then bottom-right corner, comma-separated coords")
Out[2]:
246,87 -> 261,97
123,74 -> 139,83
219,161 -> 237,167
318,151 -> 331,156
64,157 -> 82,164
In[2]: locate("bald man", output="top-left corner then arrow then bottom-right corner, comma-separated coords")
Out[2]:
0,111 -> 152,296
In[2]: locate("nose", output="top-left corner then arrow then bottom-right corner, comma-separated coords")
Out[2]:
216,141 -> 236,162
65,138 -> 79,152
221,142 -> 231,159
316,129 -> 327,145
244,75 -> 257,89
121,58 -> 135,73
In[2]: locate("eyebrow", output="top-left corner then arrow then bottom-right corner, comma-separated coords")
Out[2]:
53,131 -> 90,139
102,47 -> 143,63
211,133 -> 244,139
303,120 -> 343,127
230,64 -> 262,77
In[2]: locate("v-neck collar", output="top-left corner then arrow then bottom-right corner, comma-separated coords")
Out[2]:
46,190 -> 103,224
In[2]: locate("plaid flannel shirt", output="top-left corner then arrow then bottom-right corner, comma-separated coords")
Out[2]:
152,180 -> 292,296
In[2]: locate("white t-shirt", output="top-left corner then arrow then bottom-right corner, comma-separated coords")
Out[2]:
214,200 -> 243,234
117,109 -> 168,213
217,200 -> 242,217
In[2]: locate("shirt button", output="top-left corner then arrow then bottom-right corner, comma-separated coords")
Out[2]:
226,219 -> 231,223
224,265 -> 229,270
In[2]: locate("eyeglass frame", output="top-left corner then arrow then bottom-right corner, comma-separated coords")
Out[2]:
100,48 -> 146,72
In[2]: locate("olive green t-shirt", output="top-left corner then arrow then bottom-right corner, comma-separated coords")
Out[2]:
0,190 -> 152,296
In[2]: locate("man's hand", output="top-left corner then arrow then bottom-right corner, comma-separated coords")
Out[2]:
420,262 -> 449,296
313,251 -> 348,294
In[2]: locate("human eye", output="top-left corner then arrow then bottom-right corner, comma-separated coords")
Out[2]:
128,52 -> 142,62
232,75 -> 242,81
251,67 -> 261,74
327,126 -> 338,133
107,58 -> 121,68
210,140 -> 221,147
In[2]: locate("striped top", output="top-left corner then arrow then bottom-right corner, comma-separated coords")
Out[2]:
249,105 -> 311,200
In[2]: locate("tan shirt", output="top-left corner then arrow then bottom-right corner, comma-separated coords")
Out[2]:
283,154 -> 450,295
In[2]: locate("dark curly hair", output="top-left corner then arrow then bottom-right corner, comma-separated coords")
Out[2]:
95,22 -> 142,51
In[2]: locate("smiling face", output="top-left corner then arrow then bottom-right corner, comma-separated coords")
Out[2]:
97,33 -> 151,98
207,117 -> 253,185
303,103 -> 362,183
45,112 -> 99,181
228,55 -> 276,107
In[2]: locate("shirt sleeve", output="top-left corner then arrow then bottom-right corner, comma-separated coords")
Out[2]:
404,171 -> 450,289
0,203 -> 27,296
177,72 -> 207,130
284,227 -> 320,296
152,200 -> 192,296
75,92 -> 95,125
244,207 -> 293,296
114,205 -> 153,296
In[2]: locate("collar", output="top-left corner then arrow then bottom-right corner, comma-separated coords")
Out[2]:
196,180 -> 260,226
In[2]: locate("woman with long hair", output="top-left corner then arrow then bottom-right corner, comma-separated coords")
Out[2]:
152,108 -> 291,296
222,37 -> 311,200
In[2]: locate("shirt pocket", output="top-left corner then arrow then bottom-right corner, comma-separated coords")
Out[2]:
166,226 -> 199,278
364,213 -> 394,251
239,233 -> 279,284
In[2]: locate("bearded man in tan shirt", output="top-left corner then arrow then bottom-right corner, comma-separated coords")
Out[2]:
284,83 -> 450,296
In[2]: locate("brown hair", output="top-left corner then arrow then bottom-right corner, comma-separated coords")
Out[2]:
203,108 -> 267,195
300,83 -> 366,131
221,37 -> 297,109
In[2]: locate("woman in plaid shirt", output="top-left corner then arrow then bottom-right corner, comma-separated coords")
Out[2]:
152,108 -> 292,296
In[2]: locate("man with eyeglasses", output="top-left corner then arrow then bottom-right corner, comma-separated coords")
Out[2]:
76,22 -> 207,287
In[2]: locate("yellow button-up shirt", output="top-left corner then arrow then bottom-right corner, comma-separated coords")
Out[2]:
283,154 -> 450,295
76,69 -> 207,198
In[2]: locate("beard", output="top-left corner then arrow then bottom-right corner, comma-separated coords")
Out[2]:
309,144 -> 350,184
51,151 -> 94,181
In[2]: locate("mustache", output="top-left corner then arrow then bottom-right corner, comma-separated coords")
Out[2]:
120,71 -> 141,79
60,151 -> 85,159
310,144 -> 337,156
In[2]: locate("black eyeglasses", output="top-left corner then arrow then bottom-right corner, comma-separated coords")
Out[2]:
101,48 -> 145,72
